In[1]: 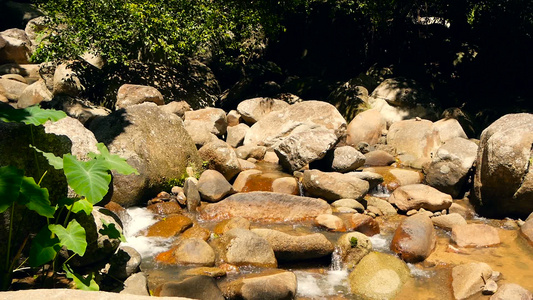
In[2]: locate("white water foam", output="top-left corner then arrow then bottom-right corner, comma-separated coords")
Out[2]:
295,269 -> 349,298
369,234 -> 391,253
121,207 -> 173,258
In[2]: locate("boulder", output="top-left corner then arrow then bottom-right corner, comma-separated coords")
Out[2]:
451,224 -> 500,247
274,123 -> 338,172
43,116 -> 98,161
238,158 -> 256,170
214,228 -> 277,267
271,177 -> 299,195
251,228 -> 334,261
364,150 -> 396,166
434,118 -> 468,142
17,79 -> 53,108
237,97 -> 290,125
431,213 -> 467,230
331,199 -> 365,212
390,214 -> 436,263
520,213 -> 533,247
387,119 -> 441,168
199,191 -> 332,222
472,113 -> 533,218
315,214 -> 346,231
107,246 -> 142,280
244,100 -> 346,147
120,272 -> 150,296
184,107 -> 227,136
226,109 -> 242,126
452,262 -> 493,300
0,77 -> 27,101
328,146 -> 366,172
115,84 -> 164,110
226,123 -> 249,148
302,169 -> 369,202
424,137 -> 478,198
184,177 -> 201,212
173,238 -> 215,266
490,283 -> 533,300
155,275 -> 225,299
197,169 -> 234,202
147,201 -> 182,215
145,214 -> 193,238
159,101 -> 191,118
220,270 -> 297,300
336,232 -> 372,269
185,124 -> 218,148
214,217 -> 250,235
0,29 -> 31,64
233,169 -> 262,192
346,109 -> 387,146
53,62 -> 84,97
347,171 -> 384,190
388,184 -> 452,212
198,139 -> 241,180
350,213 -> 380,236
366,196 -> 397,216
235,145 -> 267,160
89,103 -> 202,206
349,252 -> 411,300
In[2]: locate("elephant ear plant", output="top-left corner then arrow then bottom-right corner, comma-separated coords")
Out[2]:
0,105 -> 138,291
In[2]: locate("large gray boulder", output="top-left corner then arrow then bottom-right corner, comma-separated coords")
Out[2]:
302,169 -> 369,202
472,113 -> 533,218
237,97 -> 290,125
17,79 -> 53,108
346,109 -> 386,146
184,107 -> 227,136
115,84 -> 164,110
0,77 -> 28,101
213,228 -> 277,268
199,191 -> 332,222
0,29 -> 31,64
89,103 -> 202,206
198,139 -> 241,180
424,137 -> 478,198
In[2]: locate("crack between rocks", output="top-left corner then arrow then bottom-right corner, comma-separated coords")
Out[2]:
516,143 -> 533,192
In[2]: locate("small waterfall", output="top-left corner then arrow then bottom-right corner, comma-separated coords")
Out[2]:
369,184 -> 391,198
297,180 -> 305,196
330,247 -> 343,271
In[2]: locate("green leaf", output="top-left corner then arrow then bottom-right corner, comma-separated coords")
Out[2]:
0,105 -> 66,126
29,226 -> 60,267
99,219 -> 126,242
49,219 -> 87,257
30,145 -> 64,170
63,154 -> 111,204
89,143 -> 139,175
18,176 -> 55,218
63,266 -> 99,291
71,199 -> 93,215
0,166 -> 23,213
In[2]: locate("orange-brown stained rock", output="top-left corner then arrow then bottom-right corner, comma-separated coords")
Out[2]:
147,201 -> 182,215
145,214 -> 193,238
180,225 -> 211,241
155,248 -> 177,264
351,213 -> 380,236
390,213 -> 436,263
214,217 -> 251,235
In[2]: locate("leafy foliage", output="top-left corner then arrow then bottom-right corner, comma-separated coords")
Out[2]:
49,220 -> 87,257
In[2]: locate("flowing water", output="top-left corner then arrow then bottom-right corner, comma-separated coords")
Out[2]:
121,164 -> 533,299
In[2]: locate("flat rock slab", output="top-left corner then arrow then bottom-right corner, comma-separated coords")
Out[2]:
451,224 -> 500,248
198,191 -> 332,222
452,262 -> 493,300
388,184 -> 452,212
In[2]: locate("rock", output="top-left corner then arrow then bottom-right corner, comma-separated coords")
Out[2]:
274,123 -> 339,172
251,228 -> 334,261
185,124 -> 219,148
490,283 -> 533,300
329,146 -> 366,172
184,107 -> 228,136
302,169 -> 369,202
220,270 -> 297,300
0,77 -> 27,101
331,199 -> 365,212
235,145 -> 267,160
364,150 -> 396,166
238,158 -> 256,170
434,118 -> 468,142
232,169 -> 262,192
226,123 -> 249,148
52,96 -> 111,125
214,217 -> 251,235
184,177 -> 201,212
424,137 -> 478,198
451,224 -> 501,247
89,103 -> 202,206
349,252 -> 411,300
115,84 -> 164,110
199,191 -> 332,222
271,177 -> 299,195
337,232 -> 372,269
2,289 -> 193,300
226,109 -> 241,126
431,213 -> 467,230
347,171 -> 384,190
1,73 -> 26,83
473,113 -> 533,218
155,275 -> 225,299
237,97 -> 290,125
197,169 -> 234,202
483,279 -> 498,295
388,184 -> 453,212
315,214 -> 346,231
214,228 -> 277,267
145,214 -> 193,238
520,213 -> 533,247
452,262 -> 493,300
244,100 -> 346,147
147,202 -> 182,215
25,17 -> 48,52
198,139 -> 241,180
173,238 -> 215,266
120,272 -> 150,296
43,116 -> 98,161
17,79 -> 53,108
366,196 -> 397,216
263,151 -> 279,164
0,29 -> 31,64
387,119 -> 441,167
53,62 -> 84,96
346,109 -> 387,147
159,101 -> 191,118
350,213 -> 380,236
390,213 -> 436,263
181,267 -> 226,278
107,246 -> 142,280
179,225 -> 211,241
80,51 -> 105,69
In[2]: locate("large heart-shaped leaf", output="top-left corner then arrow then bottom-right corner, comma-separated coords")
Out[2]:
18,176 -> 55,218
49,219 -> 87,257
0,166 -> 23,213
63,154 -> 111,204
64,266 -> 99,291
28,226 -> 60,267
30,145 -> 64,170
71,199 -> 93,215
89,143 -> 139,175
0,105 -> 66,126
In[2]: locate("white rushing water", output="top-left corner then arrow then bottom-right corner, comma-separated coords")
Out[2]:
121,207 -> 173,258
